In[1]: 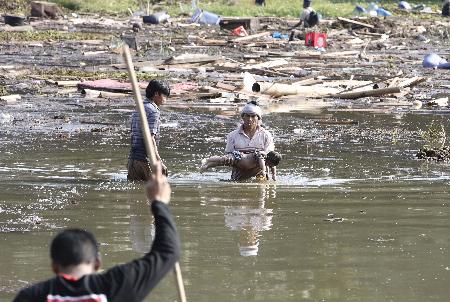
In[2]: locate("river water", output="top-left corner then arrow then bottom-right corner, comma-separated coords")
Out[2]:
1,99 -> 450,301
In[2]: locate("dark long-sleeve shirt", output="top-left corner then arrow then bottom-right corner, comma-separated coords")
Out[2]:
13,201 -> 180,302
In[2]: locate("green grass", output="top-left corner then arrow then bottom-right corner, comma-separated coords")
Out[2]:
52,0 -> 134,14
0,0 -> 443,18
31,68 -> 165,81
176,0 -> 442,18
0,30 -> 110,42
172,0 -> 356,18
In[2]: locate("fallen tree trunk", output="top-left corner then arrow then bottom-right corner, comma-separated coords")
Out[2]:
253,82 -> 340,97
332,86 -> 402,99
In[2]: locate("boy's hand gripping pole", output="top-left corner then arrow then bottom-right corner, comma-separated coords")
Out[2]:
122,44 -> 187,302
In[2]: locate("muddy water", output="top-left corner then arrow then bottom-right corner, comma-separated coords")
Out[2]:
1,102 -> 450,301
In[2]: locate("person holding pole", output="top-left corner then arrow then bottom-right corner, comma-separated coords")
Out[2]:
13,164 -> 180,302
127,79 -> 171,181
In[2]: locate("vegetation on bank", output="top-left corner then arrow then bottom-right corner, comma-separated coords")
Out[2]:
0,30 -> 109,42
0,0 -> 443,19
31,68 -> 165,81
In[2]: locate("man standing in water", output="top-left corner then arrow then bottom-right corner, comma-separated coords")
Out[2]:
127,80 -> 170,181
14,164 -> 180,302
225,101 -> 275,181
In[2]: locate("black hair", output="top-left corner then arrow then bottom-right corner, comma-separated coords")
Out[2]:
50,229 -> 99,267
145,79 -> 171,99
266,151 -> 282,166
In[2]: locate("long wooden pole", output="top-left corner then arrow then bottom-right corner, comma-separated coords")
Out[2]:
122,44 -> 187,302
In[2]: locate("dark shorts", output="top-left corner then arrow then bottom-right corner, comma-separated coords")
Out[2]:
127,159 -> 151,181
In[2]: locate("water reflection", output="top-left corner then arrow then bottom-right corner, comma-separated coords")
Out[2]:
223,184 -> 276,257
128,200 -> 154,254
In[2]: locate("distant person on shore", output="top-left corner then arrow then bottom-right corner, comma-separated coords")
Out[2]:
127,80 -> 170,181
289,0 -> 320,40
14,163 -> 180,302
443,0 -> 450,16
222,101 -> 276,181
200,150 -> 281,181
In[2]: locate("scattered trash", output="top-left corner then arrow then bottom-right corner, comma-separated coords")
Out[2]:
77,79 -> 147,94
428,97 -> 449,107
232,26 -> 248,37
355,3 -> 393,17
355,5 -> 367,14
412,100 -> 423,109
0,95 -> 21,105
0,112 -> 13,124
305,32 -> 327,48
272,32 -> 289,39
399,1 -> 412,10
3,15 -> 25,26
324,214 -> 346,222
422,53 -> 450,69
142,12 -> 170,25
417,146 -> 450,161
376,8 -> 393,17
191,8 -> 221,25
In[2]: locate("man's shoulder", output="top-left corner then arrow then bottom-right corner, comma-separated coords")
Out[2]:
144,102 -> 160,113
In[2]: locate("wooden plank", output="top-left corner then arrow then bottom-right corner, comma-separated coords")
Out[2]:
232,31 -> 270,43
197,38 -> 227,46
337,17 -> 375,29
215,82 -> 237,91
164,54 -> 222,65
397,77 -> 428,88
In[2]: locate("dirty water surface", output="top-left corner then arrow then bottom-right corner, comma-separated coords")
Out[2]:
1,101 -> 450,301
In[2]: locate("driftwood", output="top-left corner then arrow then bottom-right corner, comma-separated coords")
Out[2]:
253,82 -> 340,97
164,54 -> 222,65
332,87 -> 402,99
232,31 -> 270,43
337,17 -> 375,29
215,82 -> 237,91
397,77 -> 428,88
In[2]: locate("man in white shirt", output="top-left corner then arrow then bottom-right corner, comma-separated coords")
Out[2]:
224,101 -> 276,181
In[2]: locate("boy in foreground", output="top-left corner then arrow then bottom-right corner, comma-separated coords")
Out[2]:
200,150 -> 282,181
14,164 -> 179,302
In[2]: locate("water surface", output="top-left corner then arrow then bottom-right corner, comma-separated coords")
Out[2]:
1,103 -> 450,301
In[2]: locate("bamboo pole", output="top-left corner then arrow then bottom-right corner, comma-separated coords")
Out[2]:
122,44 -> 187,302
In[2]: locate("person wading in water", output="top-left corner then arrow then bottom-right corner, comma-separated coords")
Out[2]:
127,79 -> 170,181
224,101 -> 276,181
14,164 -> 180,302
